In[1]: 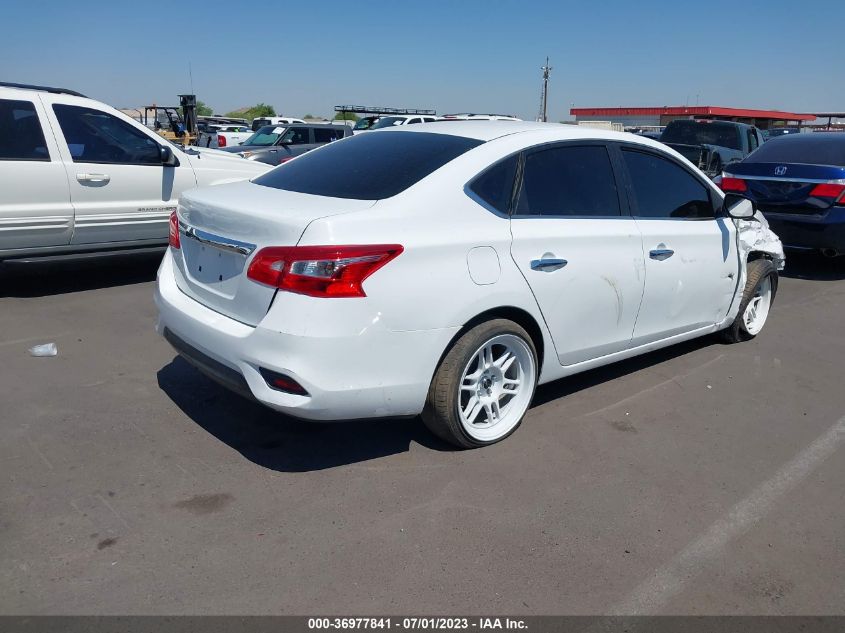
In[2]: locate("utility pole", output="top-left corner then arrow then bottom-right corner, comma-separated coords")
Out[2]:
538,57 -> 552,122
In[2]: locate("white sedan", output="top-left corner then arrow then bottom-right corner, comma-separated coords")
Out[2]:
155,122 -> 784,448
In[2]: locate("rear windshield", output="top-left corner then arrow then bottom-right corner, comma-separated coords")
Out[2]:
661,121 -> 742,150
253,131 -> 483,200
745,135 -> 845,167
369,116 -> 407,130
353,117 -> 376,131
242,125 -> 286,146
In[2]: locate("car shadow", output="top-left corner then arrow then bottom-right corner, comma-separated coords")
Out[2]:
780,250 -> 845,281
158,335 -> 720,472
0,251 -> 163,298
156,356 -> 452,472
531,335 -> 717,407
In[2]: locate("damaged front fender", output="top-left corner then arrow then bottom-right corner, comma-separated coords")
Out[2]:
738,211 -> 785,271
719,212 -> 785,329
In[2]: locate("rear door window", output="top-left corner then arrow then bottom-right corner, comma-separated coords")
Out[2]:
53,104 -> 161,165
747,129 -> 759,152
254,131 -> 482,200
281,127 -> 310,145
313,128 -> 343,143
0,99 -> 49,161
622,149 -> 713,219
514,145 -> 621,217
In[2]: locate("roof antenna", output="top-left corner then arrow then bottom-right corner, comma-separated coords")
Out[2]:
188,61 -> 194,95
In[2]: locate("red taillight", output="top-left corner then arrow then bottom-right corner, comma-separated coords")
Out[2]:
247,244 -> 404,298
168,211 -> 180,249
217,135 -> 226,147
720,177 -> 747,193
278,157 -> 295,165
809,183 -> 845,202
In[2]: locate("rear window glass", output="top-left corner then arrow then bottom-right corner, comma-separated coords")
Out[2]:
661,121 -> 742,151
745,135 -> 845,167
254,131 -> 483,200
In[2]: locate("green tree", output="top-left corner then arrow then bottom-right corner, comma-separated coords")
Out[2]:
334,111 -> 360,122
196,101 -> 213,116
225,103 -> 276,121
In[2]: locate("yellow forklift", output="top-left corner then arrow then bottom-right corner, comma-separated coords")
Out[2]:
142,94 -> 198,146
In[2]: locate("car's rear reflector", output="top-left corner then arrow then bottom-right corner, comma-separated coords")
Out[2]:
247,244 -> 403,298
259,368 -> 309,396
720,177 -> 747,193
168,211 -> 180,249
217,134 -> 226,147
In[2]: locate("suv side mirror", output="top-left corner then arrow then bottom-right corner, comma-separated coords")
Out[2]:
160,145 -> 178,167
723,193 -> 756,219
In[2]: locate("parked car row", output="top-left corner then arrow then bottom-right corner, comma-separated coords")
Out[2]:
7,81 -> 844,449
223,123 -> 353,165
203,113 -> 525,163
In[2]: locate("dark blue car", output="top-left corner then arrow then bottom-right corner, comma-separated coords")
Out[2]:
721,134 -> 845,257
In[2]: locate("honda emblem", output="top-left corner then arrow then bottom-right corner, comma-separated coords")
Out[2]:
774,165 -> 788,176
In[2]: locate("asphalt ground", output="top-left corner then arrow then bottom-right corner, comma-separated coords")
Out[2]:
1,251 -> 843,615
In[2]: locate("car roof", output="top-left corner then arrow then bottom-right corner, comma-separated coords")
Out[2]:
381,120 -> 667,146
768,132 -> 845,142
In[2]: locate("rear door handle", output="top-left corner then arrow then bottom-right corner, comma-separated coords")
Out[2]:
76,173 -> 111,183
649,248 -> 674,261
530,258 -> 568,272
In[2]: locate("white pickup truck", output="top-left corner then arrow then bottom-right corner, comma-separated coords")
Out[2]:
0,82 -> 270,265
207,124 -> 253,149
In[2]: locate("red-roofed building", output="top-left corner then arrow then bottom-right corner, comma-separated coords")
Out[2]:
570,105 -> 815,130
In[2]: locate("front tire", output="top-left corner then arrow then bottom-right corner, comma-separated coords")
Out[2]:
422,319 -> 538,448
721,259 -> 777,343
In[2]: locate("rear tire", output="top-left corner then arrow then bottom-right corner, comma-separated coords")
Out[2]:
721,259 -> 777,343
421,319 -> 538,449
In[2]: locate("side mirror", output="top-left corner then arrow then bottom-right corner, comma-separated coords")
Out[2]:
723,193 -> 756,219
160,145 -> 178,167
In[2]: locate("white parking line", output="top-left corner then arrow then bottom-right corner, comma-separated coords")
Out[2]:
610,414 -> 845,615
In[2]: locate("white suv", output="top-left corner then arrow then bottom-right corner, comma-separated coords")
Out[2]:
0,83 -> 270,265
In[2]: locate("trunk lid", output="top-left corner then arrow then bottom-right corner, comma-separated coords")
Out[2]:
173,180 -> 376,325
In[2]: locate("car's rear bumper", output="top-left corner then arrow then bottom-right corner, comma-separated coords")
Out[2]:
763,207 -> 845,252
154,251 -> 458,420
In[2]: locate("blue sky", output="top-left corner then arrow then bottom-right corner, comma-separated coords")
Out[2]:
2,0 -> 842,121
